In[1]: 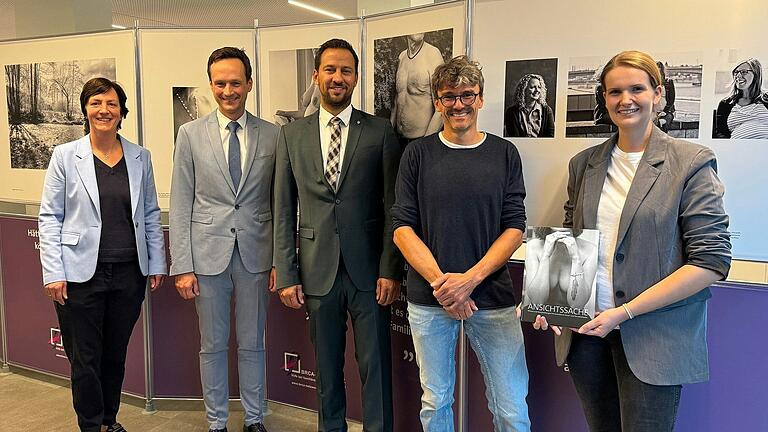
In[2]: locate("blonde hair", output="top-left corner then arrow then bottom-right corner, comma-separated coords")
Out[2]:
600,50 -> 662,90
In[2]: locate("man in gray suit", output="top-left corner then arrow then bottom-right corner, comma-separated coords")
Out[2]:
274,39 -> 403,432
170,47 -> 277,432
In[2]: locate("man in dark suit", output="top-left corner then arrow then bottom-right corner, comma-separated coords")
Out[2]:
274,38 -> 403,432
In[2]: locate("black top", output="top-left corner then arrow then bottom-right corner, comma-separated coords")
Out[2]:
391,133 -> 527,309
95,156 -> 137,262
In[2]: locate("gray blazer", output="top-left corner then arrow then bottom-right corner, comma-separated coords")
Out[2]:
556,126 -> 731,385
273,108 -> 403,296
169,111 -> 278,276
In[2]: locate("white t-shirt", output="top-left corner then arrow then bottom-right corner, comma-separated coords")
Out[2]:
595,145 -> 644,312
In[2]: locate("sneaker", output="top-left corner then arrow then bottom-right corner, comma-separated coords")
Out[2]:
209,428 -> 228,432
244,423 -> 268,432
106,424 -> 127,432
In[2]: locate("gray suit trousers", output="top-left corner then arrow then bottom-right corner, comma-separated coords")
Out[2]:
195,243 -> 269,429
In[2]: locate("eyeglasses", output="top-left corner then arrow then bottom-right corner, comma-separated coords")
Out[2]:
437,92 -> 480,107
733,69 -> 753,77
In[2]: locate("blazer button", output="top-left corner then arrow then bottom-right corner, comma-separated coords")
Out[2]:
615,290 -> 625,299
615,253 -> 625,263
335,199 -> 341,204
235,204 -> 240,210
134,222 -> 138,228
230,228 -> 236,233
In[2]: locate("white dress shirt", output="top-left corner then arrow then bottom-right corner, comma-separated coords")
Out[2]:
318,104 -> 353,174
216,109 -> 248,173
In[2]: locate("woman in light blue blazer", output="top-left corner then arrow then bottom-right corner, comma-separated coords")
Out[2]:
532,51 -> 731,431
38,78 -> 166,432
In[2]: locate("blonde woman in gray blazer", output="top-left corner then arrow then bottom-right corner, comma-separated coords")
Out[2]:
534,51 -> 731,432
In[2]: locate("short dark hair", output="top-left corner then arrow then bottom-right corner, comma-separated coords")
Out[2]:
314,39 -> 359,73
79,77 -> 129,135
207,47 -> 252,82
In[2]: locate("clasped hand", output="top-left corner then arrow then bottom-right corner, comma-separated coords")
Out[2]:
432,272 -> 480,320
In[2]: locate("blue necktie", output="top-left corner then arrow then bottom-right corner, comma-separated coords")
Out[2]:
227,121 -> 242,190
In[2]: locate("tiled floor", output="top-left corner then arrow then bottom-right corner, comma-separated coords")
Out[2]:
0,367 -> 363,431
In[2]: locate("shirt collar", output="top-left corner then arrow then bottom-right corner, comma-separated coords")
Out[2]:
319,104 -> 353,127
216,109 -> 247,131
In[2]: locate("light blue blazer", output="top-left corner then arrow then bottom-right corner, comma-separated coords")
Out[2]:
39,135 -> 167,286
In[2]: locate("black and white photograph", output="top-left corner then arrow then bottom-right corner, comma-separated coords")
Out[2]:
503,58 -> 558,138
268,48 -> 320,127
521,227 -> 599,328
4,57 -> 116,169
712,53 -> 768,139
172,86 -> 215,140
565,53 -> 702,139
373,28 -> 453,141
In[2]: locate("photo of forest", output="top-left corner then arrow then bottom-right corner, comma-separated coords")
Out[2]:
4,57 -> 116,169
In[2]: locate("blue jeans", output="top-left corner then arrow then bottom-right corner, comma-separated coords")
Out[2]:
408,303 -> 531,432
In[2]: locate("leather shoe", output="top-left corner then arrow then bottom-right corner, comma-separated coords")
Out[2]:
244,423 -> 268,432
106,424 -> 127,432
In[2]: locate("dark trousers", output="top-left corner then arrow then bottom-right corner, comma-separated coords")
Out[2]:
567,331 -> 682,432
54,261 -> 146,432
305,260 -> 393,432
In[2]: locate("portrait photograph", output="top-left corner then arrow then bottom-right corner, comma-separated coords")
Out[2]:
172,86 -> 215,141
565,53 -> 702,139
373,28 -> 453,141
267,48 -> 320,127
712,50 -> 768,139
503,58 -> 558,138
5,57 -> 115,169
521,227 -> 599,328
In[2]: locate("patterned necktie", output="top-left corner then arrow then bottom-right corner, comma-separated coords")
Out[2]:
325,117 -> 342,190
227,121 -> 242,190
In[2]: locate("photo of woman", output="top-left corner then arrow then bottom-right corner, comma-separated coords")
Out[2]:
713,57 -> 768,139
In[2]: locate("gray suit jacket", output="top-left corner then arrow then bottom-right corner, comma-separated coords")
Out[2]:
169,111 -> 278,276
556,126 -> 731,385
274,108 -> 403,296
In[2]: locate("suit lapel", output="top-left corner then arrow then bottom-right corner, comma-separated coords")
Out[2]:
336,109 -> 362,191
581,136 -> 615,229
615,127 -> 666,248
206,113 -> 236,194
305,112 -> 329,189
74,136 -> 101,218
122,137 -> 142,217
239,113 -> 260,195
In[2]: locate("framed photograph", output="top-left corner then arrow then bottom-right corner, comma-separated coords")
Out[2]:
0,30 -> 136,202
503,58 -> 558,138
364,2 -> 465,144
138,29 -> 256,209
258,21 -> 361,130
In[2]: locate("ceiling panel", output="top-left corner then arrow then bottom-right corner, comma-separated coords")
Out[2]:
111,0 -> 359,28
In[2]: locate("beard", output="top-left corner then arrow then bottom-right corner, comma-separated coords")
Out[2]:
321,89 -> 352,110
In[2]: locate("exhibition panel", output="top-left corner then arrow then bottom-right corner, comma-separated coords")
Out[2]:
363,2 -> 466,117
258,20 -> 361,132
0,30 -> 137,203
138,29 -> 257,210
148,236 -> 243,399
0,216 -> 146,397
473,0 -> 768,261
